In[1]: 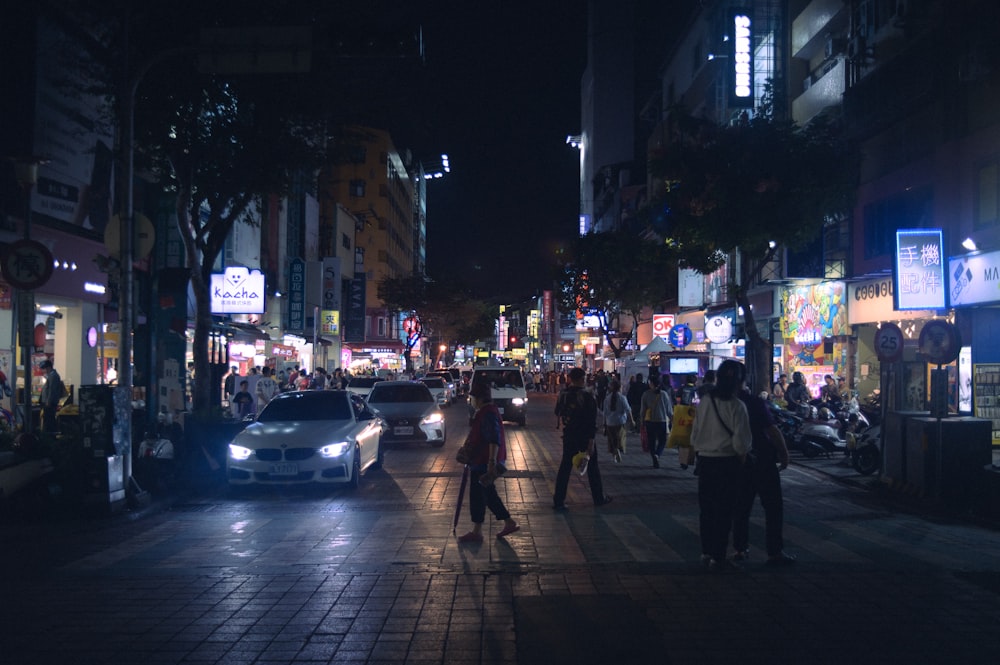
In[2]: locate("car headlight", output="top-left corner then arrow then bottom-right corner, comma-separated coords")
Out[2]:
512,397 -> 526,406
319,442 -> 351,458
422,412 -> 444,425
229,444 -> 253,461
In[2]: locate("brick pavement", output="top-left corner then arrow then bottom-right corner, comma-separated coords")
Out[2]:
1,392 -> 999,664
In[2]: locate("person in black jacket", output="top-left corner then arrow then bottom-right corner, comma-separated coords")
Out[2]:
626,372 -> 647,432
553,367 -> 612,509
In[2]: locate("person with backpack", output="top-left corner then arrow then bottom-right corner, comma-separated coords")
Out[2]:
553,367 -> 612,509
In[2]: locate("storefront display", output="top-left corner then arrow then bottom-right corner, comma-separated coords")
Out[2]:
973,364 -> 1000,445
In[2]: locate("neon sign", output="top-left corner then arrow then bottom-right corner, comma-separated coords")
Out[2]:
893,229 -> 945,310
210,266 -> 266,314
730,11 -> 753,107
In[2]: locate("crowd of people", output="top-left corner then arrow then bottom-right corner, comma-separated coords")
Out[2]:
220,365 -> 380,418
455,361 -> 795,573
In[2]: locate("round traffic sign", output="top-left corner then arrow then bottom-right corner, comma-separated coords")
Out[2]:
873,323 -> 904,363
1,239 -> 54,290
918,320 -> 961,365
670,323 -> 692,349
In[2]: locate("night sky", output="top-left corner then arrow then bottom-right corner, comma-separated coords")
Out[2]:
398,3 -> 588,303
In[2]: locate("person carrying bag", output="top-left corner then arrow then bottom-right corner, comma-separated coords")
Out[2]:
690,360 -> 751,571
456,381 -> 519,543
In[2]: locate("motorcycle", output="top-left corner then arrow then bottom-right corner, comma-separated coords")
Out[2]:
848,424 -> 881,475
770,402 -> 847,458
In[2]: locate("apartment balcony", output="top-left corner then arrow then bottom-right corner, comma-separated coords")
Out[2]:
792,57 -> 845,126
791,0 -> 848,60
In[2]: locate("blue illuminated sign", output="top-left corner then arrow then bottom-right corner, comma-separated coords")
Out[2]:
893,229 -> 945,310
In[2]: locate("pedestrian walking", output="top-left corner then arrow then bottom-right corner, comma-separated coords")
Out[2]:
457,381 -> 519,543
732,386 -> 795,565
255,366 -> 279,412
39,359 -> 64,432
602,380 -> 633,463
626,372 -> 646,432
690,359 -> 751,571
231,380 -> 255,419
640,374 -> 673,468
553,367 -> 612,509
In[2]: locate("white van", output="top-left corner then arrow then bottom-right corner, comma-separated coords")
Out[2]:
468,367 -> 528,426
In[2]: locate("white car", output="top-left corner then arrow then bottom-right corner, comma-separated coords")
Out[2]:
227,390 -> 384,488
346,376 -> 384,399
468,366 -> 528,426
419,377 -> 453,407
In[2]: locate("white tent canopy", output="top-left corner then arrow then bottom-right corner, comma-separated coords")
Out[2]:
632,336 -> 671,361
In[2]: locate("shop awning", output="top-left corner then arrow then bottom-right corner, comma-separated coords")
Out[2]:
226,321 -> 270,341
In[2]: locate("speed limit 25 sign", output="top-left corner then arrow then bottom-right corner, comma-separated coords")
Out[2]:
874,323 -> 904,363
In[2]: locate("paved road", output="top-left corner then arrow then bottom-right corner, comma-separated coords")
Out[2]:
2,391 -> 1000,664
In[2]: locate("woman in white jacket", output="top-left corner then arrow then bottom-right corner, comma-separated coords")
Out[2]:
691,360 -> 752,571
602,380 -> 633,463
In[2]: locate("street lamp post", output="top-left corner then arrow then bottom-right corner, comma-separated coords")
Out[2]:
12,159 -> 41,434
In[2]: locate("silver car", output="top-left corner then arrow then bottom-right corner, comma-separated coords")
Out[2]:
227,390 -> 384,488
419,377 -> 453,407
366,381 -> 447,447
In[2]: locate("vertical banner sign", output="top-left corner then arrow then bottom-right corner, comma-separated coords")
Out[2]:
894,228 -> 945,310
322,257 -> 342,310
288,258 -> 306,331
344,277 -> 366,343
729,10 -> 754,107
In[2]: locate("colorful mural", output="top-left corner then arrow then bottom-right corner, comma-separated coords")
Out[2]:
780,283 -> 850,344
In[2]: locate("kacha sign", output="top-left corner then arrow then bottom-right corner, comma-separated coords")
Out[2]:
210,266 -> 266,314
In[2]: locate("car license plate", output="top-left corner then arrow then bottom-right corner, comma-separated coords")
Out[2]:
269,463 -> 298,476
394,426 -> 414,435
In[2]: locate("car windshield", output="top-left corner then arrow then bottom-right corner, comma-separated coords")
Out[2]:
421,378 -> 445,389
474,369 -> 524,389
348,378 -> 381,388
257,391 -> 352,422
368,383 -> 434,403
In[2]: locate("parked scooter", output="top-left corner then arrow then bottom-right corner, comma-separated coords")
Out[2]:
848,424 -> 881,475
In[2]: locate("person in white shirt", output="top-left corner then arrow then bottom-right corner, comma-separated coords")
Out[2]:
602,380 -> 633,463
255,366 -> 279,412
691,360 -> 751,571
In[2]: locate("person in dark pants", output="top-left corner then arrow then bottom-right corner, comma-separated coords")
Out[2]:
626,372 -> 647,432
553,367 -> 612,509
690,360 -> 751,571
732,389 -> 795,565
457,381 -> 519,543
39,359 -> 64,433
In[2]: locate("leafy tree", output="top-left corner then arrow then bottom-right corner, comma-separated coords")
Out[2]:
48,0 -> 425,417
377,274 -> 428,373
645,102 -> 858,392
379,275 -> 496,371
557,231 -> 677,358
